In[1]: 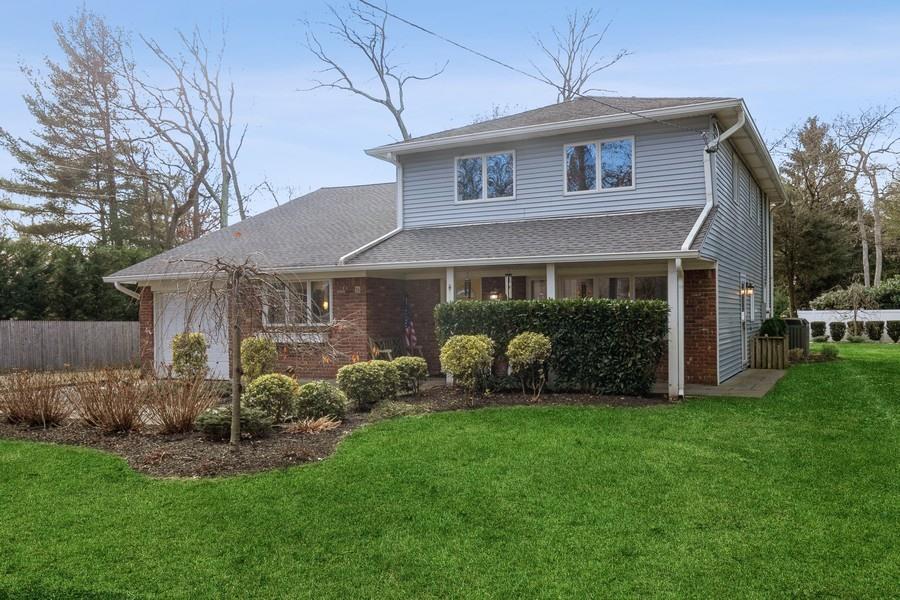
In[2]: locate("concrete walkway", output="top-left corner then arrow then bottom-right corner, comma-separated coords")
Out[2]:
653,368 -> 787,398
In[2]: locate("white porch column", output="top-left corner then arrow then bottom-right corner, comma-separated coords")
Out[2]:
667,259 -> 685,399
546,263 -> 557,299
444,266 -> 455,385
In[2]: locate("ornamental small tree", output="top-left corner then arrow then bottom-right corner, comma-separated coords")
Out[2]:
506,332 -> 552,401
172,332 -> 207,379
439,334 -> 494,398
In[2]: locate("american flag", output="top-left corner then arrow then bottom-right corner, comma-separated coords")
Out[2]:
403,296 -> 417,350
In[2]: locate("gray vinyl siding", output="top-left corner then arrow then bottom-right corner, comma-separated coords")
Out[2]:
400,118 -> 709,227
700,138 -> 770,382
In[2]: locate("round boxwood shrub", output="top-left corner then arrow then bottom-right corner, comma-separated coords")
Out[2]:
195,405 -> 272,442
810,321 -> 826,338
172,332 -> 207,379
242,373 -> 300,422
241,337 -> 278,383
507,331 -> 552,400
829,321 -> 846,342
759,318 -> 787,337
866,320 -> 885,342
440,334 -> 495,397
887,321 -> 900,343
336,360 -> 400,411
392,356 -> 428,396
294,381 -> 347,420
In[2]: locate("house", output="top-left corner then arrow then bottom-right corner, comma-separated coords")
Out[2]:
104,96 -> 782,398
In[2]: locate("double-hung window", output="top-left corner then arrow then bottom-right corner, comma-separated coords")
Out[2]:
264,280 -> 332,326
456,151 -> 515,202
565,136 -> 634,193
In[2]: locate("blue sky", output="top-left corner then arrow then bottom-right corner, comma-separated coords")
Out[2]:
1,0 -> 899,216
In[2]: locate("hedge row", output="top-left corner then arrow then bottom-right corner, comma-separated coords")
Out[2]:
815,320 -> 900,342
435,299 -> 668,395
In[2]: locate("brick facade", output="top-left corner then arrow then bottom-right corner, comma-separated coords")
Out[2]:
684,269 -> 718,385
138,287 -> 154,375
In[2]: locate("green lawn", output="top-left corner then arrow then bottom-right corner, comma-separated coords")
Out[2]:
1,345 -> 898,599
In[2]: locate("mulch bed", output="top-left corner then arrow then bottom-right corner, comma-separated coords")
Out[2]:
0,387 -> 669,479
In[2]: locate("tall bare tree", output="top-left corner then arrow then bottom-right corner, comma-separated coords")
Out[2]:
531,8 -> 630,103
302,2 -> 447,140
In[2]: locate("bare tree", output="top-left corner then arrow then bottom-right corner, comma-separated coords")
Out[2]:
302,2 -> 447,140
531,8 -> 630,103
834,106 -> 900,287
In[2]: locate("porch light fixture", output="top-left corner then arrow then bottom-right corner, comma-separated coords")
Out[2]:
740,281 -> 755,297
488,289 -> 501,301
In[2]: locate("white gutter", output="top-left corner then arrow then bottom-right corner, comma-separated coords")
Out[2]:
113,281 -> 141,300
337,226 -> 402,265
681,106 -> 746,251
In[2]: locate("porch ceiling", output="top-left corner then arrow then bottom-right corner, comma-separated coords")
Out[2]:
346,207 -> 710,267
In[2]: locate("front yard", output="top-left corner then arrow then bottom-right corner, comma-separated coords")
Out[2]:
1,344 -> 898,598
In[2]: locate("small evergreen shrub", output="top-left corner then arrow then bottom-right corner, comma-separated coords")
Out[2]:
819,344 -> 839,360
242,373 -> 300,422
759,318 -> 787,337
241,337 -> 278,384
440,335 -> 495,397
847,335 -> 866,344
507,332 -> 552,400
846,320 -> 866,337
866,321 -> 885,342
294,381 -> 347,420
810,321 -> 826,338
172,333 -> 207,379
812,335 -> 828,343
195,405 -> 272,442
336,360 -> 400,411
887,321 -> 900,343
829,321 -> 846,342
392,356 -> 428,396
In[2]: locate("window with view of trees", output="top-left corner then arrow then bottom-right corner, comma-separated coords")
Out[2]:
456,152 -> 514,201
566,137 -> 634,192
264,280 -> 332,325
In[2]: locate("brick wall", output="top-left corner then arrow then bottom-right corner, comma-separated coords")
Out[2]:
684,269 -> 718,385
138,287 -> 154,375
405,279 -> 441,373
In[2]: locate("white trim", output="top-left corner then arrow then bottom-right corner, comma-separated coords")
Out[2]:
338,227 -> 402,265
545,263 -> 556,299
562,135 -> 635,196
453,149 -> 516,203
396,163 -> 404,228
714,261 -> 721,384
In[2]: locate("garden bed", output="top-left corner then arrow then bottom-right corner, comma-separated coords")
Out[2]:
0,387 -> 667,478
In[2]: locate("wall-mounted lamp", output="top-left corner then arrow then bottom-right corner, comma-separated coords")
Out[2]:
488,290 -> 501,301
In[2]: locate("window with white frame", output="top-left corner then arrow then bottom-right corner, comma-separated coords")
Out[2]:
565,137 -> 634,193
264,280 -> 332,326
562,278 -> 594,299
456,151 -> 514,201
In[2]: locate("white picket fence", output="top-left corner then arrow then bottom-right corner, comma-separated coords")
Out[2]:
797,309 -> 900,342
0,320 -> 140,371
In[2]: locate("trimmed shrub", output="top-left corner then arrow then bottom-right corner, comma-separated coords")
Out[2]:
439,334 -> 495,397
887,321 -> 900,343
0,371 -> 71,427
72,369 -> 144,433
847,320 -> 866,337
172,333 -> 207,380
759,318 -> 787,337
241,337 -> 278,384
820,344 -> 839,360
146,376 -> 219,434
507,332 -> 552,400
847,335 -> 866,343
435,299 -> 669,395
866,321 -> 885,342
336,360 -> 400,411
810,321 -> 826,338
242,373 -> 300,422
829,321 -> 846,342
812,335 -> 828,343
294,381 -> 347,420
195,405 -> 272,442
392,356 -> 428,396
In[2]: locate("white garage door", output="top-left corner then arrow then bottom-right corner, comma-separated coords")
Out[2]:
154,292 -> 230,379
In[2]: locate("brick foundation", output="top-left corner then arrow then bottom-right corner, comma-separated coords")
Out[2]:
684,269 -> 717,385
138,287 -> 154,375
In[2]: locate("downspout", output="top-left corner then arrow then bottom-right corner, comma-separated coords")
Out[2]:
677,257 -> 685,398
113,281 -> 141,300
681,106 -> 746,251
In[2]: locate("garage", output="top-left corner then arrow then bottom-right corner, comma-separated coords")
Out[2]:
153,292 -> 230,379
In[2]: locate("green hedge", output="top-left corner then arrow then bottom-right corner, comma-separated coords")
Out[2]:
435,299 -> 668,396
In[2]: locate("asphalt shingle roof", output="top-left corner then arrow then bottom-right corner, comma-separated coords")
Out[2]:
346,207 -> 709,266
393,96 -> 731,145
106,183 -> 397,281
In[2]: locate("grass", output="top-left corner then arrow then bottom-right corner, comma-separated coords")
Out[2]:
1,344 -> 898,599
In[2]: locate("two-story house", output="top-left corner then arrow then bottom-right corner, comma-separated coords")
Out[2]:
104,96 -> 783,398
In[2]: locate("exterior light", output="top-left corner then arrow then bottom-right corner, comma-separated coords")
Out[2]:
488,290 -> 500,301
322,299 -> 329,310
746,282 -> 755,296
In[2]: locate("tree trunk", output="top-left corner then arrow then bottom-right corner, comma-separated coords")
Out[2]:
855,192 -> 871,286
868,171 -> 884,286
229,276 -> 243,446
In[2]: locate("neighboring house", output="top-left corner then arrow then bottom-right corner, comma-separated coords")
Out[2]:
104,96 -> 782,397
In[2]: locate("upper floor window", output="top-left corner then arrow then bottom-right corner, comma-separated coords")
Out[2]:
264,280 -> 332,326
565,137 -> 634,193
456,151 -> 515,202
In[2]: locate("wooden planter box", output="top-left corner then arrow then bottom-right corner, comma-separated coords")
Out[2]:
751,335 -> 789,369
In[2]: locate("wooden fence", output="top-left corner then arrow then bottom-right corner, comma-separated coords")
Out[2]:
750,335 -> 789,370
0,321 -> 139,372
